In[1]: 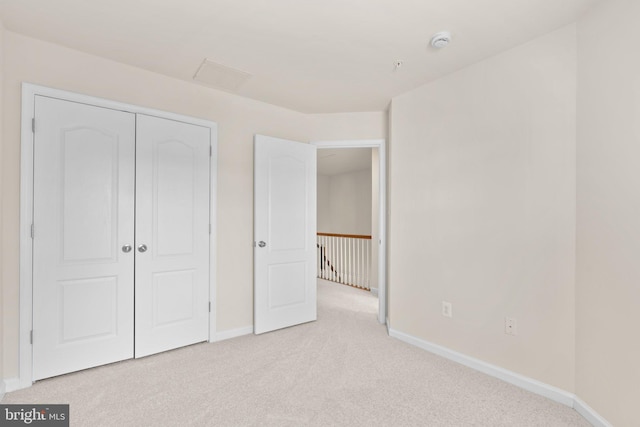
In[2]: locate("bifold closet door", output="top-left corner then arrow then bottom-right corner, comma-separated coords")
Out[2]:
134,114 -> 211,358
32,96 -> 136,380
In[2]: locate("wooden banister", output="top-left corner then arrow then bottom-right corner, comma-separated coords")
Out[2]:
317,232 -> 372,240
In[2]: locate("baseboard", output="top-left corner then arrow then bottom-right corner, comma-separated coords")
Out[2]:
388,328 -> 611,426
214,325 -> 254,342
370,288 -> 379,297
573,396 -> 612,427
2,378 -> 23,394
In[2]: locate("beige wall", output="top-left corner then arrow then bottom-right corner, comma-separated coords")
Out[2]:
0,30 -> 385,379
0,18 -> 5,383
317,175 -> 331,232
318,168 -> 372,236
309,112 -> 387,142
389,25 -> 577,391
576,1 -> 640,425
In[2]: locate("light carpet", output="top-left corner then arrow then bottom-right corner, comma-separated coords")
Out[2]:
2,279 -> 590,426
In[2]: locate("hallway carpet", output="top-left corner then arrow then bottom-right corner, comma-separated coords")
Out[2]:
2,279 -> 589,426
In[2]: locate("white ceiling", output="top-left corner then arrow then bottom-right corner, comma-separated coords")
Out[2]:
318,148 -> 371,176
0,0 -> 599,113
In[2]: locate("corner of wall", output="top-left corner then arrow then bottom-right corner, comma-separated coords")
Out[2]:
575,1 -> 640,425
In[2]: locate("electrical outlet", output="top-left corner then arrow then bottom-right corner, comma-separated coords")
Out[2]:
442,301 -> 453,318
505,317 -> 517,336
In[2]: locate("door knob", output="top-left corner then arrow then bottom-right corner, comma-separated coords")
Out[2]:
138,244 -> 148,253
258,241 -> 267,248
122,245 -> 132,253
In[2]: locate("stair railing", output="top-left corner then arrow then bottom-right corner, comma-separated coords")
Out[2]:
317,232 -> 371,290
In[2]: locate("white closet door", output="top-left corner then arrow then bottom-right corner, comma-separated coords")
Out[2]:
134,115 -> 211,358
32,96 -> 136,380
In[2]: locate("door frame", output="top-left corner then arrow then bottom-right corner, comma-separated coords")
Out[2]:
311,139 -> 387,325
17,83 -> 218,389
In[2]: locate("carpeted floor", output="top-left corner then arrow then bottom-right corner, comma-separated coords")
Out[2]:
2,279 -> 590,426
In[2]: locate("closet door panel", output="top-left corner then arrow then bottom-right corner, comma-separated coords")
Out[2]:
135,114 -> 210,357
32,96 -> 135,380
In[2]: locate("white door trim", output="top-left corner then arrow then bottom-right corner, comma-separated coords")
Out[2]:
18,83 -> 218,389
311,139 -> 387,325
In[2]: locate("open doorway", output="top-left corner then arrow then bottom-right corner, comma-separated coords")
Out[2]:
316,147 -> 377,292
312,140 -> 387,325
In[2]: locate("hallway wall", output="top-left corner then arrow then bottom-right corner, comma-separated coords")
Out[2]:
318,167 -> 372,236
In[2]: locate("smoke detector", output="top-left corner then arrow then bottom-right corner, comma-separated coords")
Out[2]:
430,31 -> 452,49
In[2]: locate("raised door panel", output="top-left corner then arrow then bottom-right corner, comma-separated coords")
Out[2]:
269,156 -> 307,252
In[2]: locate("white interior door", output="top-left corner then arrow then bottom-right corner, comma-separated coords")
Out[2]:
32,96 -> 135,380
134,114 -> 211,357
254,135 -> 317,334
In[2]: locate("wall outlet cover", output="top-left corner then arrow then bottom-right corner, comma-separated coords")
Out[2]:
442,301 -> 453,318
505,317 -> 518,335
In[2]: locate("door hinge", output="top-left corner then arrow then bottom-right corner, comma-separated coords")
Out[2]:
30,223 -> 34,239
32,118 -> 35,133
208,302 -> 211,313
209,224 -> 212,234
30,330 -> 33,344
